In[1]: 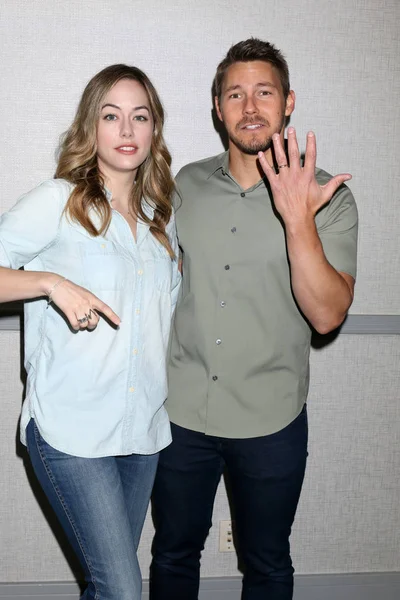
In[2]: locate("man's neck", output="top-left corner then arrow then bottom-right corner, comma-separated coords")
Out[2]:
228,145 -> 272,190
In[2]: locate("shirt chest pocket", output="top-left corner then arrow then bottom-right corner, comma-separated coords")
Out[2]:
79,241 -> 133,291
141,245 -> 172,294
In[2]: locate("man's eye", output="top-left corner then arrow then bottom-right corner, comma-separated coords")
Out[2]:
229,93 -> 241,99
260,91 -> 272,96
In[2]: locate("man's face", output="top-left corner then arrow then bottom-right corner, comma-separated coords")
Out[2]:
215,61 -> 295,155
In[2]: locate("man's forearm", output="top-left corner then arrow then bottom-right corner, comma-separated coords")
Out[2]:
285,219 -> 353,334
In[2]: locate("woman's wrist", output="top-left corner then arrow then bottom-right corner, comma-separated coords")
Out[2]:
39,273 -> 64,298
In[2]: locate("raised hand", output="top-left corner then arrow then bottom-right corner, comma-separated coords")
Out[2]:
47,277 -> 121,331
257,127 -> 352,226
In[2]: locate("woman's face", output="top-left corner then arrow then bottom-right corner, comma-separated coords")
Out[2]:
96,78 -> 154,180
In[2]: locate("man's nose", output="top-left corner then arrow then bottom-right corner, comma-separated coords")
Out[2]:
243,96 -> 258,114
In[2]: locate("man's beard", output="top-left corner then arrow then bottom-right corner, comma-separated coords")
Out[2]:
230,133 -> 274,155
229,114 -> 286,156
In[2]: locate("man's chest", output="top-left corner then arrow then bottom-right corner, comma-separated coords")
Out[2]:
176,185 -> 289,270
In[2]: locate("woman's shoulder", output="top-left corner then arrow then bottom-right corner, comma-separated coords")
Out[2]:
32,177 -> 74,197
18,178 -> 75,213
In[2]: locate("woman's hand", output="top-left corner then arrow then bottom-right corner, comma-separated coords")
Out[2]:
47,277 -> 121,331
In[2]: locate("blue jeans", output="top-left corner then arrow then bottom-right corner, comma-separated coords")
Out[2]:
150,406 -> 308,600
26,419 -> 159,600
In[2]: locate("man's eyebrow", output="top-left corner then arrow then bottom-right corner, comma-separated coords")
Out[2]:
255,81 -> 278,89
223,81 -> 278,94
101,103 -> 150,112
223,84 -> 241,94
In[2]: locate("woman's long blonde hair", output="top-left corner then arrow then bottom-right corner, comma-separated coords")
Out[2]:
55,64 -> 175,257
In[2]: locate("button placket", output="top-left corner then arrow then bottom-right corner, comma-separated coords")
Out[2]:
123,260 -> 144,448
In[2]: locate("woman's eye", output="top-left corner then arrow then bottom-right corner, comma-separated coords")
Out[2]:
103,114 -> 117,121
134,115 -> 148,122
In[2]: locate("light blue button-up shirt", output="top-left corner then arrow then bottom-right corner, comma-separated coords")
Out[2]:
0,179 -> 181,457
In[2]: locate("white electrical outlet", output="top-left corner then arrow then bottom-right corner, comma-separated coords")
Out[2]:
219,519 -> 235,552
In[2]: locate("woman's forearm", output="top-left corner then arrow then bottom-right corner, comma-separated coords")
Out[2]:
0,266 -> 60,303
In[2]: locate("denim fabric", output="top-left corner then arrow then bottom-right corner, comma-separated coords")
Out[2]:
150,406 -> 308,600
0,179 -> 180,457
26,418 -> 158,600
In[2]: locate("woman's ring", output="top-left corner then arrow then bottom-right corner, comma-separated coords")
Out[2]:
77,316 -> 89,324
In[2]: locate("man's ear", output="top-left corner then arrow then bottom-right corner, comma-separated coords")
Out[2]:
285,90 -> 296,117
215,96 -> 223,122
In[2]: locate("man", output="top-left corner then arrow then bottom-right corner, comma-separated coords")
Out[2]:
150,38 -> 357,600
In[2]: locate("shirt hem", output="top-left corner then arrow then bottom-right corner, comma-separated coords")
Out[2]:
21,418 -> 172,458
168,402 -> 306,439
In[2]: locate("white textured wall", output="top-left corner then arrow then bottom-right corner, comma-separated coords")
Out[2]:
1,334 -> 399,580
0,0 -> 399,313
0,0 -> 399,584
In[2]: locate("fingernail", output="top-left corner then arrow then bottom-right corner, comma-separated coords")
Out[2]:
258,151 -> 264,158
273,133 -> 279,140
288,127 -> 295,134
307,131 -> 315,137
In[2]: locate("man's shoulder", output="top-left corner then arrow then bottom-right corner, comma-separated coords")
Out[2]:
175,151 -> 227,183
314,165 -> 357,229
315,166 -> 333,186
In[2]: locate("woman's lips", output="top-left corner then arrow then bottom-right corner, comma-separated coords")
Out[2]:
115,146 -> 138,154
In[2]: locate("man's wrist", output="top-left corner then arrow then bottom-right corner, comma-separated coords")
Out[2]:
284,215 -> 317,238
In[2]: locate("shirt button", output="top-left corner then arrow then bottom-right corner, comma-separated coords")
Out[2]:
100,243 -> 106,249
220,301 -> 226,307
231,226 -> 237,233
129,387 -> 135,393
132,349 -> 138,355
224,264 -> 230,270
216,338 -> 222,345
137,269 -> 143,275
240,192 -> 246,197
212,375 -> 218,381
135,308 -> 140,315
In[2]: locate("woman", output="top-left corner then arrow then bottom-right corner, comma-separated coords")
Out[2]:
0,64 -> 181,599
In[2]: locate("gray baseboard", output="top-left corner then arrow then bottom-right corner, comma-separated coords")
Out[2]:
1,313 -> 400,334
0,573 -> 399,599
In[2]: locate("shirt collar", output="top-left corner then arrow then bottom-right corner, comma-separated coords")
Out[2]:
206,151 -> 230,179
104,187 -> 155,220
206,150 -> 266,191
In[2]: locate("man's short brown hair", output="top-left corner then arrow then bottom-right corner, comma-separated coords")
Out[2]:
214,38 -> 290,102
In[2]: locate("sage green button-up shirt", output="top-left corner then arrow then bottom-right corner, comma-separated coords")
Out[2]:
166,151 -> 358,438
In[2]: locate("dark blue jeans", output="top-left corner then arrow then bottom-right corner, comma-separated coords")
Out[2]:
26,419 -> 159,600
150,406 -> 308,600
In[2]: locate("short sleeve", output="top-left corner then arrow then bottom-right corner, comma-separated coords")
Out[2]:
0,179 -> 66,269
315,169 -> 358,279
